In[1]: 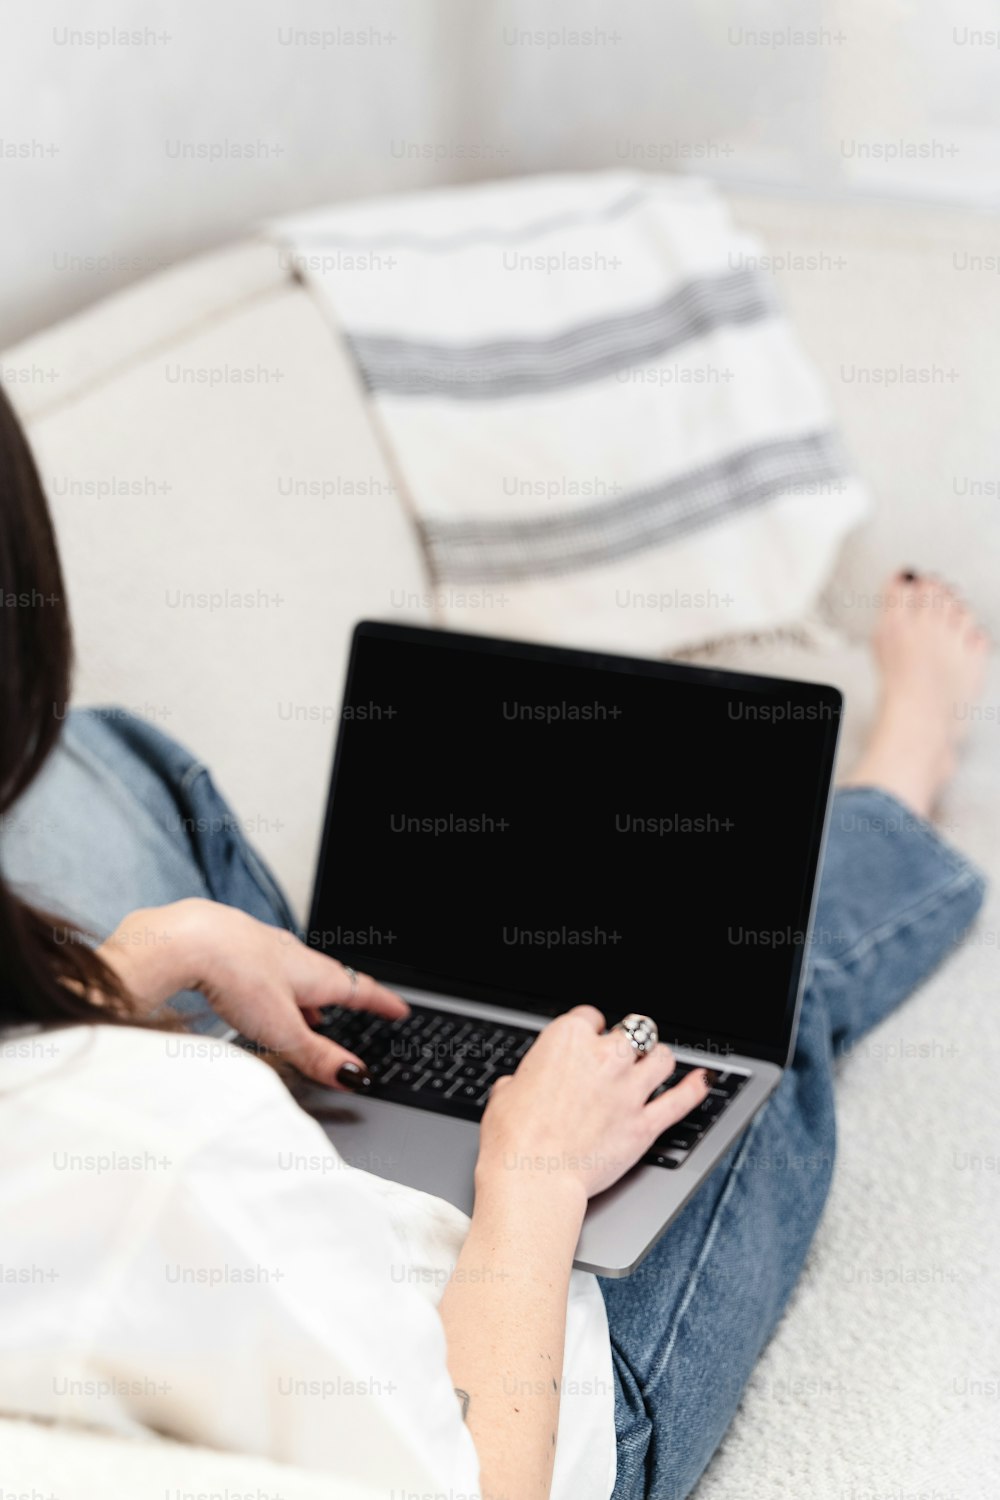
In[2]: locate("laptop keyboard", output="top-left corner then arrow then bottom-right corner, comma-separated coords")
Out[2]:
310,1002 -> 749,1169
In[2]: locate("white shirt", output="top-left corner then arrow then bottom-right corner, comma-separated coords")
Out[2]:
0,1025 -> 616,1500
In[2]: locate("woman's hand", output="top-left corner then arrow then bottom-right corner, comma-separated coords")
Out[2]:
476,1004 -> 711,1205
97,898 -> 407,1088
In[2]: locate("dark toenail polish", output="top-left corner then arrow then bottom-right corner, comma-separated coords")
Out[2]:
900,570 -> 918,582
336,1062 -> 371,1091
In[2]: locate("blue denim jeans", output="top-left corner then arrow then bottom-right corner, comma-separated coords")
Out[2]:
0,708 -> 295,1031
0,711 -> 987,1497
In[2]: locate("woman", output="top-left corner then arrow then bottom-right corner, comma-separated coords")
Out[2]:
0,383 -> 989,1500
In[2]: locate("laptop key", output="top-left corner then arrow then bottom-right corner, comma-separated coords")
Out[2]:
648,1062 -> 695,1101
712,1072 -> 748,1096
689,1093 -> 729,1123
447,1081 -> 483,1104
420,1051 -> 454,1076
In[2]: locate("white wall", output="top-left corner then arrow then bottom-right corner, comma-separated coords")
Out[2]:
0,0 -> 480,346
2,0 -> 999,349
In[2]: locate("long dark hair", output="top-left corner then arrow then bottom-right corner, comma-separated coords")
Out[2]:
0,386 -> 132,1028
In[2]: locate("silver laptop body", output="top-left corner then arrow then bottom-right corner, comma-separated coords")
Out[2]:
299,621 -> 841,1277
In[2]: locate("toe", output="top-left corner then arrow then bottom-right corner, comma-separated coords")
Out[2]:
945,593 -> 968,628
916,576 -> 953,614
885,570 -> 916,608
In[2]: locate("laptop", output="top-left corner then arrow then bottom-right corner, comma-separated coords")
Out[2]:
299,619 -> 841,1277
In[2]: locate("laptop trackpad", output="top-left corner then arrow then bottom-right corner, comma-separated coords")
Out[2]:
309,1093 -> 480,1218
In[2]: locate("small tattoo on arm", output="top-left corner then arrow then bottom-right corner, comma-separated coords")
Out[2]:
455,1387 -> 470,1420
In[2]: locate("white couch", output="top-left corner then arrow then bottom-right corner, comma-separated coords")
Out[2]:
4,192 -> 1000,1497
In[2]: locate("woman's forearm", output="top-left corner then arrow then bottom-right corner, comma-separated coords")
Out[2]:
439,1167 -> 586,1500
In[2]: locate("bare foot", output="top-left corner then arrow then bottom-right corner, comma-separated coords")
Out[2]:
842,570 -> 989,817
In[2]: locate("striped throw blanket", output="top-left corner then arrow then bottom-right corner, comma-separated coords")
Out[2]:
275,173 -> 867,654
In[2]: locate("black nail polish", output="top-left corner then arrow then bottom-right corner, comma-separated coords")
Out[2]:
900,569 -> 918,582
336,1062 -> 371,1091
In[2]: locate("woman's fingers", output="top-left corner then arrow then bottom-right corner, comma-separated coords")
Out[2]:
562,1004 -> 607,1033
334,965 -> 408,1018
279,1017 -> 368,1089
289,941 -> 408,1018
630,1041 -> 677,1097
600,1022 -> 675,1081
643,1067 -> 712,1141
233,986 -> 368,1088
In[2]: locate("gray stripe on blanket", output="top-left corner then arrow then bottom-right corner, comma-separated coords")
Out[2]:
422,430 -> 850,583
348,268 -> 773,400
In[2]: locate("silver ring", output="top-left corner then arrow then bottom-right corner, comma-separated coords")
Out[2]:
342,964 -> 360,1002
613,1013 -> 659,1057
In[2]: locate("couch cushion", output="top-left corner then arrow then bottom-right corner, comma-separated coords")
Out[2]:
730,194 -> 1000,644
16,260 -> 431,918
2,240 -> 285,423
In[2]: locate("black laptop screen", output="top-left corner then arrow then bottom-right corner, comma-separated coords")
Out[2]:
308,623 -> 841,1066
